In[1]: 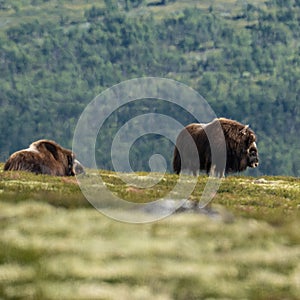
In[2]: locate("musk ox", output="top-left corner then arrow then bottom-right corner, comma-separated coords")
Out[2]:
4,139 -> 85,176
173,118 -> 259,177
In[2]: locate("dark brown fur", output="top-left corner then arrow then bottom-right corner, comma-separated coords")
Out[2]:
173,118 -> 259,177
4,139 -> 84,176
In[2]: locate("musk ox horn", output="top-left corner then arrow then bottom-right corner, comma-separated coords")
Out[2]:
240,125 -> 249,135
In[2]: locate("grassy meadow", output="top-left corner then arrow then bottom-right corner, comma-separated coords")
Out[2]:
0,164 -> 299,299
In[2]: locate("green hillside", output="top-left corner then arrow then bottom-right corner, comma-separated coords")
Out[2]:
0,0 -> 299,176
0,167 -> 299,299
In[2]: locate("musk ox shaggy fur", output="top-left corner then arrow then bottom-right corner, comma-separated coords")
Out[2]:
173,118 -> 259,177
4,139 -> 84,176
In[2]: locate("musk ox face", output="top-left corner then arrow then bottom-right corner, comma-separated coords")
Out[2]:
247,142 -> 259,168
73,159 -> 85,175
4,139 -> 85,176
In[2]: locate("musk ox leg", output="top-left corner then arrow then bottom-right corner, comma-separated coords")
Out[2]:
209,164 -> 216,177
209,164 -> 225,178
173,147 -> 181,175
192,167 -> 199,177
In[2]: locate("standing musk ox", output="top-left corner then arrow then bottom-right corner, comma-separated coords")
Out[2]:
4,139 -> 84,176
173,118 -> 259,177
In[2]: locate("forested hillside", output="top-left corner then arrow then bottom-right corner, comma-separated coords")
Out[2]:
0,0 -> 299,176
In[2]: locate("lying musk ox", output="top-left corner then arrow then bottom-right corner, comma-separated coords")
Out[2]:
4,139 -> 84,176
173,118 -> 259,177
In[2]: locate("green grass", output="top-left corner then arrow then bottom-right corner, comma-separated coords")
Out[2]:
0,164 -> 299,299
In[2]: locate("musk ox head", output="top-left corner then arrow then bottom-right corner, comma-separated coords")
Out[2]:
218,118 -> 259,173
247,142 -> 259,168
3,139 -> 85,176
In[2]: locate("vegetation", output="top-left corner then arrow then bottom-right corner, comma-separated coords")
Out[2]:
1,2 -> 299,298
0,166 -> 299,299
0,0 -> 299,176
